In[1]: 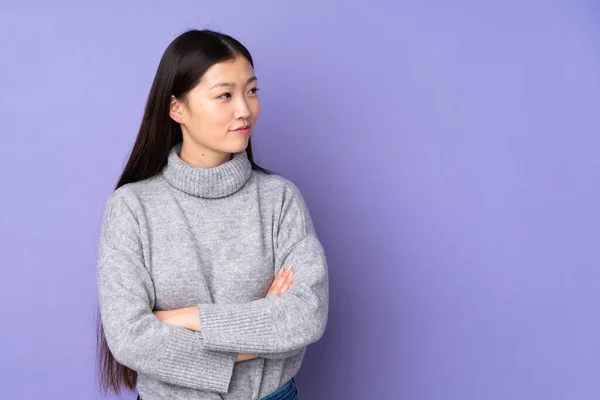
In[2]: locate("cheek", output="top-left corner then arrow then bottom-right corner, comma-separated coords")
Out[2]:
196,103 -> 230,126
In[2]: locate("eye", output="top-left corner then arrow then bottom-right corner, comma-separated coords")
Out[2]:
217,92 -> 232,99
249,87 -> 260,95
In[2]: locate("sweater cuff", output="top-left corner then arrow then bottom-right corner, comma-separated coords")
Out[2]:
197,300 -> 275,353
161,326 -> 236,393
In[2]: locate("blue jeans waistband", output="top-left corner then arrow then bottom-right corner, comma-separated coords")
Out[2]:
136,377 -> 298,400
260,377 -> 298,400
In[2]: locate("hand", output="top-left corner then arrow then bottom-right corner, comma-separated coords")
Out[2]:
235,352 -> 260,362
265,265 -> 294,298
153,306 -> 199,331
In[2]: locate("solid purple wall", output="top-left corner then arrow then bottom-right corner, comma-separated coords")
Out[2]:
0,1 -> 598,399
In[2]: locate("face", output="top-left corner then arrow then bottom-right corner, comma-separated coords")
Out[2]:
169,55 -> 260,167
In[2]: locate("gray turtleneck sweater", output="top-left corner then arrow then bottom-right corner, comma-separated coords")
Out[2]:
96,142 -> 329,399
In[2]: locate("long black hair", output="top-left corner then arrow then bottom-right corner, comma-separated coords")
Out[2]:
95,28 -> 271,395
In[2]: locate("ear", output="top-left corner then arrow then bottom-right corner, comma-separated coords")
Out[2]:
169,95 -> 184,123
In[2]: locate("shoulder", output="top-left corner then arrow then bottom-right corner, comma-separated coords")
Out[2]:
102,175 -> 162,219
252,170 -> 306,203
253,171 -> 314,231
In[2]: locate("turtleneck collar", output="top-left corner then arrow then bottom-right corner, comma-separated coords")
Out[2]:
161,142 -> 252,198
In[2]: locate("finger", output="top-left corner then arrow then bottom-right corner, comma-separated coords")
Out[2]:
281,269 -> 294,293
270,268 -> 290,294
275,267 -> 283,280
266,268 -> 284,297
276,267 -> 294,294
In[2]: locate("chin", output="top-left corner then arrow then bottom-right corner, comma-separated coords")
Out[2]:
230,140 -> 250,153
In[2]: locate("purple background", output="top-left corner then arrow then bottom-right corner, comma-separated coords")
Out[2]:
1,1 -> 599,399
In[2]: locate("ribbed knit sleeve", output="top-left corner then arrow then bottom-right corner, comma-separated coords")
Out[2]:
197,181 -> 329,355
96,189 -> 236,393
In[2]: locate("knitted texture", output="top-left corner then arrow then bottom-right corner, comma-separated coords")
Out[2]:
97,142 -> 329,399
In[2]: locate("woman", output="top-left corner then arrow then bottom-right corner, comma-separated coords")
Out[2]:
95,29 -> 329,399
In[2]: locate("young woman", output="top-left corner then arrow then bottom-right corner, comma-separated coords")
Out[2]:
95,29 -> 329,399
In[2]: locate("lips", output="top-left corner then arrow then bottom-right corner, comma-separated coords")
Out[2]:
234,125 -> 250,131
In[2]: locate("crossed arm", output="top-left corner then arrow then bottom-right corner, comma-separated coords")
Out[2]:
153,266 -> 295,363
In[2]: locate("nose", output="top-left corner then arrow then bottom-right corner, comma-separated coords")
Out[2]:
234,97 -> 251,120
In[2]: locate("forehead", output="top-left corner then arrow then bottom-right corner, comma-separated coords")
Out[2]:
199,56 -> 255,86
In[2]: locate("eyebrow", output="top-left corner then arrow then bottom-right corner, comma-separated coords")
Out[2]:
210,76 -> 258,90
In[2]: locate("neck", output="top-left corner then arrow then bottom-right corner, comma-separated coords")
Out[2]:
179,140 -> 233,168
